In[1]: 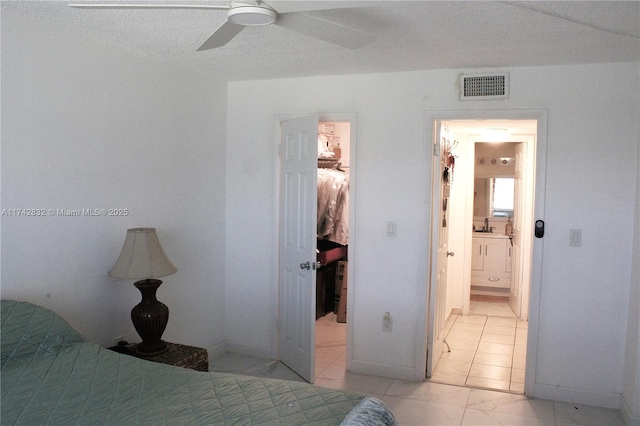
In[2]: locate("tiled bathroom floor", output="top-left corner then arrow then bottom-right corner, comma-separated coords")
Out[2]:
429,301 -> 527,393
209,309 -> 625,425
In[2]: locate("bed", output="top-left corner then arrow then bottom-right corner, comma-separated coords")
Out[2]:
1,300 -> 395,425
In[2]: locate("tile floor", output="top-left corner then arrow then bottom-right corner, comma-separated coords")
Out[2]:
429,301 -> 527,393
209,310 -> 625,425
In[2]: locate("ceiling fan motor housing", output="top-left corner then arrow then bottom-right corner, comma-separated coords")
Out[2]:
228,5 -> 276,26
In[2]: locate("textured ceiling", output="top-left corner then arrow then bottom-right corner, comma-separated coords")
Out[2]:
2,1 -> 639,81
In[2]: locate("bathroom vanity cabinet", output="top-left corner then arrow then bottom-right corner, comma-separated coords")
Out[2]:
471,235 -> 512,295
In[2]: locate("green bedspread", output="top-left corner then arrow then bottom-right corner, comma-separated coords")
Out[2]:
1,300 -> 395,425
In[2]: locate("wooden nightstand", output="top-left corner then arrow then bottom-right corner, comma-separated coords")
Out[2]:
109,341 -> 209,372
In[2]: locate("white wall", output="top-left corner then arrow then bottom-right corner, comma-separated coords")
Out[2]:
1,10 -> 228,351
226,63 -> 639,408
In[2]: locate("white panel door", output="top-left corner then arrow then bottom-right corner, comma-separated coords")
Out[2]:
278,115 -> 318,383
509,142 -> 525,317
426,122 -> 450,377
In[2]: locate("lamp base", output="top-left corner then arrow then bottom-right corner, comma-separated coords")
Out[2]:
131,279 -> 169,356
134,341 -> 168,357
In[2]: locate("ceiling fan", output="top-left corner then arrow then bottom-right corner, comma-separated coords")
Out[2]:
68,1 -> 375,51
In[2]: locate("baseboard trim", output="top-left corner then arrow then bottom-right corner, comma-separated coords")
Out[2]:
348,359 -> 416,381
532,383 -> 620,410
621,394 -> 640,426
207,341 -> 227,361
224,341 -> 275,360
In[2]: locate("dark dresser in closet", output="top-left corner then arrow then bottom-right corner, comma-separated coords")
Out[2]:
316,240 -> 347,319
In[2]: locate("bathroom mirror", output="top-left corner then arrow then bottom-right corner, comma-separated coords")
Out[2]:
474,177 -> 514,217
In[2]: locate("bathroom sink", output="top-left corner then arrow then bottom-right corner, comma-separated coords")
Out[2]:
474,231 -> 509,238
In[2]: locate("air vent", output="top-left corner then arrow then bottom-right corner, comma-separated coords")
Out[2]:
459,72 -> 509,100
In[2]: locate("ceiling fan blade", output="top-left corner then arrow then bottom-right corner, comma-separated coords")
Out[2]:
275,12 -> 374,49
69,4 -> 230,10
266,1 -> 378,14
197,20 -> 244,51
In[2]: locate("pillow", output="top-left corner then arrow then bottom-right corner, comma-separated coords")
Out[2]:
1,300 -> 85,369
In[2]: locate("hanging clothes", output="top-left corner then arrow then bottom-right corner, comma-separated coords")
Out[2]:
317,168 -> 349,245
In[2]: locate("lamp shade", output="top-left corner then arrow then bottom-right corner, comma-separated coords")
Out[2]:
109,228 -> 177,280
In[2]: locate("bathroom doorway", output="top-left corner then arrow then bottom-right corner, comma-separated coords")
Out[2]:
425,115 -> 543,395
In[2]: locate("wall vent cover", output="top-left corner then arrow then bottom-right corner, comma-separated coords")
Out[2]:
459,72 -> 509,100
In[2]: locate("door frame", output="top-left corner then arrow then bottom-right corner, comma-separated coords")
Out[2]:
275,112 -> 358,378
420,109 -> 547,397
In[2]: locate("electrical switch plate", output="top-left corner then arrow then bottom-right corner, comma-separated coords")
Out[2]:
569,229 -> 582,247
386,221 -> 397,237
383,312 -> 392,332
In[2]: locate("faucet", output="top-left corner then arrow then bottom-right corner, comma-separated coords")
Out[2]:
484,217 -> 489,232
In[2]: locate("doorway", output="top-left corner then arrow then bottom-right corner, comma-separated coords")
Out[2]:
315,120 -> 351,384
425,114 -> 545,396
277,113 -> 356,384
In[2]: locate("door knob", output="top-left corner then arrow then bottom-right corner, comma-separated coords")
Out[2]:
447,251 -> 455,257
300,261 -> 322,270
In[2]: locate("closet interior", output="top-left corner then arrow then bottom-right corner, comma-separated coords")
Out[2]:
315,122 -> 349,322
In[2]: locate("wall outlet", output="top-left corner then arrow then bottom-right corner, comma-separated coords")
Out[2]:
383,312 -> 392,332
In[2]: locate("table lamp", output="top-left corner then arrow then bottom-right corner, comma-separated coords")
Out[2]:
109,228 -> 177,356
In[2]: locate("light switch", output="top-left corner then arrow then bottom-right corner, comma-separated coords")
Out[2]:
386,221 -> 397,237
569,229 -> 582,247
